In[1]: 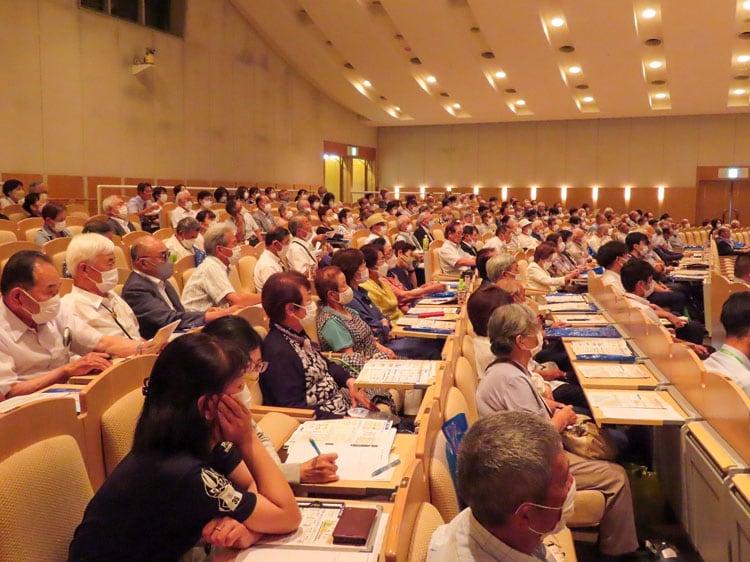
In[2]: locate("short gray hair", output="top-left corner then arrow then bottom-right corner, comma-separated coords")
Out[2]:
288,217 -> 306,237
457,411 -> 561,527
487,303 -> 538,358
176,217 -> 200,236
102,195 -> 120,214
397,214 -> 411,227
66,233 -> 115,276
486,254 -> 516,283
204,224 -> 233,255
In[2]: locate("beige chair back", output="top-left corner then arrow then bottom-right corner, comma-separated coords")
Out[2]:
17,217 -> 43,232
0,230 -> 17,243
256,412 -> 300,451
237,255 -> 259,293
454,357 -> 478,425
153,227 -> 174,241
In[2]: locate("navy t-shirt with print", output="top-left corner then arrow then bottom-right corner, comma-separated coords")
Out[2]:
68,442 -> 256,562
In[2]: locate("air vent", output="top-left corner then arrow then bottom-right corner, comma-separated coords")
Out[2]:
344,62 -> 354,69
651,79 -> 666,85
394,33 -> 404,40
481,51 -> 495,59
470,26 -> 480,33
559,45 -> 575,53
735,75 -> 750,81
504,88 -> 517,94
645,38 -> 662,46
440,92 -> 450,97
379,95 -> 387,100
410,57 -> 422,65
575,84 -> 589,90
740,31 -> 750,39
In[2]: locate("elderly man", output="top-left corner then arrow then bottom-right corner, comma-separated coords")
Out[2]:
121,235 -> 234,339
170,190 -> 196,228
414,210 -> 435,250
102,195 -> 136,236
0,251 -> 154,398
704,292 -> 750,396
716,226 -> 749,256
565,227 -> 590,266
164,217 -> 206,266
486,254 -> 521,285
438,221 -> 476,275
181,223 -> 261,312
127,182 -> 160,233
586,223 -> 611,254
364,213 -> 387,244
287,216 -> 327,276
255,227 -> 290,292
253,194 -> 277,233
516,218 -> 539,250
428,411 -> 574,562
34,202 -> 72,245
61,234 -> 142,343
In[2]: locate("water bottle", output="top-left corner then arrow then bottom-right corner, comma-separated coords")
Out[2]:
457,276 -> 468,306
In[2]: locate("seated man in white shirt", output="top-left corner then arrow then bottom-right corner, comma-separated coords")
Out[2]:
516,218 -> 539,250
565,227 -> 591,267
164,217 -> 203,263
428,411 -> 574,562
254,227 -> 290,292
703,292 -> 750,396
482,223 -> 513,253
437,221 -> 476,275
586,223 -> 611,254
596,240 -> 629,296
0,251 -> 154,399
286,216 -> 327,276
170,190 -> 196,228
181,223 -> 261,312
61,233 -> 143,341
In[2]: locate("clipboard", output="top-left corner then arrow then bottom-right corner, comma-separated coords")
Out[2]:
151,319 -> 181,348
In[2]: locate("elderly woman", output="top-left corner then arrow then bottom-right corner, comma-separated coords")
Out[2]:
545,232 -> 578,277
476,304 -> 640,560
526,242 -> 580,293
260,271 -> 372,418
316,266 -> 396,371
358,243 -> 406,321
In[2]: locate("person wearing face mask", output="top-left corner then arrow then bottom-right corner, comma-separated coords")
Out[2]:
358,244 -> 407,322
34,202 -> 72,245
170,190 -> 197,229
226,197 -> 261,246
370,239 -> 445,306
428,411 -> 576,562
0,251 -> 149,399
486,254 -> 523,285
260,271 -> 373,418
181,224 -> 261,313
621,259 -> 708,351
252,195 -> 277,233
287,216 -> 328,276
127,182 -> 161,233
254,227 -> 290,292
471,304 -> 640,560
164,217 -> 206,266
460,225 -> 480,257
586,223 -> 612,254
526,243 -> 580,293
564,228 -> 590,267
122,236 -> 236,339
363,213 -> 388,244
438,221 -> 476,275
414,210 -> 435,249
23,192 -> 43,218
101,195 -> 136,236
196,190 -> 214,213
196,209 -> 216,236
0,178 -> 25,209
68,333 -> 302,561
334,208 -> 356,239
516,218 -> 540,250
544,232 -> 578,278
315,266 -> 397,368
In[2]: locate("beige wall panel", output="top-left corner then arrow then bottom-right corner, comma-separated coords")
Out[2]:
732,114 -> 750,164
594,119 -> 631,186
0,1 -> 44,172
628,118 -> 666,186
151,33 -> 186,177
503,122 -> 538,186
563,120 -> 599,186
696,115 -> 737,165
662,117 -> 700,185
477,123 -> 510,184
535,121 -> 567,186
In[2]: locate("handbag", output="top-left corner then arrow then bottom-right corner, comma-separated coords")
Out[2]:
561,414 -> 619,461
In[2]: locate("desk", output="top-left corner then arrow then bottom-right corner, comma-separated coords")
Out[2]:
289,434 -> 417,498
353,361 -> 445,391
583,388 -> 689,426
572,361 -> 662,390
562,339 -> 640,363
214,499 -> 393,562
390,325 -> 449,339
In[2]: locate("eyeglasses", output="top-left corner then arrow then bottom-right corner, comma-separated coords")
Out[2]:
141,251 -> 172,262
247,359 -> 268,373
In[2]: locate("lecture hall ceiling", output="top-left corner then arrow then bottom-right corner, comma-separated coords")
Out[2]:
231,0 -> 750,126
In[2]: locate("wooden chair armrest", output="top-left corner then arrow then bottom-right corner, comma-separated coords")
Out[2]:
251,404 -> 315,420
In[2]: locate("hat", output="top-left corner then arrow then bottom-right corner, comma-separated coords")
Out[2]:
366,214 -> 387,229
519,218 -> 532,229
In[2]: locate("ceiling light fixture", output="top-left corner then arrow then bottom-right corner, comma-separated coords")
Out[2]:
648,60 -> 664,69
550,17 -> 565,27
426,75 -> 437,84
453,103 -> 461,109
394,106 -> 401,111
744,0 -> 750,9
733,88 -> 747,95
738,55 -> 750,63
642,8 -> 657,19
568,66 -> 582,74
654,92 -> 668,99
582,96 -> 594,102
363,80 -> 372,88
495,71 -> 507,79
515,99 -> 526,106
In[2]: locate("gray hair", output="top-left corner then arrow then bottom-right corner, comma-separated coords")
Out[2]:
487,303 -> 538,358
102,195 -> 121,214
486,254 -> 516,283
288,217 -> 305,237
457,411 -> 561,527
204,223 -> 233,255
397,214 -> 411,228
66,233 -> 115,276
418,211 -> 431,224
176,217 -> 201,236
176,190 -> 191,204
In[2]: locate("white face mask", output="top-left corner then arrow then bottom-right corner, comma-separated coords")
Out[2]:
184,200 -> 193,211
377,263 -> 389,277
159,193 -> 168,203
233,384 -> 253,410
639,244 -> 649,257
88,266 -> 119,294
269,193 -> 277,200
263,204 -> 272,213
285,210 -> 294,220
181,238 -> 195,251
643,280 -> 655,298
525,331 -> 544,356
346,216 -> 354,226
557,241 -> 565,252
525,477 -> 576,538
357,269 -> 369,284
335,286 -> 354,305
279,243 -> 290,259
202,200 -> 212,210
117,206 -> 129,219
229,245 -> 242,265
24,292 -> 61,324
294,302 -> 317,324
542,260 -> 552,272
312,201 -> 320,209
53,220 -> 67,233
387,256 -> 397,269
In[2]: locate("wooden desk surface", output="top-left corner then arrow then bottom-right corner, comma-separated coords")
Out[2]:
730,474 -> 750,506
685,421 -> 741,474
572,361 -> 660,390
584,389 -> 689,426
214,499 -> 393,562
290,434 -> 417,498
353,362 -> 446,391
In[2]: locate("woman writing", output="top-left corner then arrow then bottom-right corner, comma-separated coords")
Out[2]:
68,333 -> 301,561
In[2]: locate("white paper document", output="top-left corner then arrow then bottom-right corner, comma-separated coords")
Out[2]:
576,364 -> 652,379
570,339 -> 633,357
405,306 -> 461,315
552,313 -> 610,325
395,317 -> 456,330
585,390 -> 684,422
543,302 -> 595,311
357,359 -> 439,386
544,294 -> 586,303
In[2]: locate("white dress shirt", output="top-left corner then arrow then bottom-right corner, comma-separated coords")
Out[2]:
525,262 -> 565,293
0,299 -> 101,396
170,206 -> 197,228
624,292 -> 660,323
565,240 -> 589,266
61,286 -> 141,340
287,237 -> 317,274
164,235 -> 193,262
254,249 -> 285,292
600,269 -> 626,296
181,256 -> 235,312
703,344 -> 750,397
438,239 -> 473,275
517,233 -> 539,250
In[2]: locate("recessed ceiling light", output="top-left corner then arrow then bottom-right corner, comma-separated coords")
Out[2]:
515,99 -> 526,106
654,92 -> 668,99
363,80 -> 372,88
642,8 -> 657,19
648,60 -> 664,69
426,75 -> 437,84
567,66 -> 582,74
582,96 -> 594,103
744,0 -> 750,9
738,55 -> 750,63
394,106 -> 401,111
453,103 -> 461,109
495,71 -> 507,79
550,17 -> 565,27
733,88 -> 747,95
